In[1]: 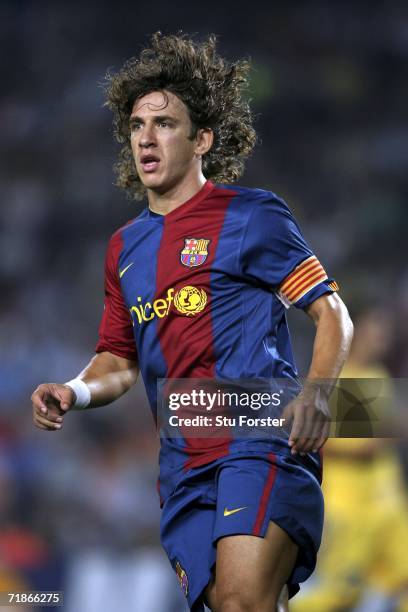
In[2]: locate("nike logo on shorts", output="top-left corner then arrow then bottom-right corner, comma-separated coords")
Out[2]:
223,506 -> 247,517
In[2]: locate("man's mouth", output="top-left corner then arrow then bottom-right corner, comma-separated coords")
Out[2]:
140,154 -> 160,173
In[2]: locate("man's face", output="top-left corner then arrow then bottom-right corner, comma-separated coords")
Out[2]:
130,90 -> 200,194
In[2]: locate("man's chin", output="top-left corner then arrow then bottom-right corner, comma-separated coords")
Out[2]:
140,175 -> 170,195
139,172 -> 162,186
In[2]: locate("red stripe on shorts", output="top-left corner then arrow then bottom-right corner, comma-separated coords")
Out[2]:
252,453 -> 278,536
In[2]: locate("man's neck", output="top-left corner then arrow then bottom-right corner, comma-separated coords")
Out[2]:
147,174 -> 207,216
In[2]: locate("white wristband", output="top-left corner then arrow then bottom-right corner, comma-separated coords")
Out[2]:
64,378 -> 91,409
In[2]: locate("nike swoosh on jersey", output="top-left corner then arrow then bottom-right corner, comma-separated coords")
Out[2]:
119,262 -> 134,278
223,506 -> 247,517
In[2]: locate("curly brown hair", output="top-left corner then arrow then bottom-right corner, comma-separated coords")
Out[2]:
104,32 -> 257,200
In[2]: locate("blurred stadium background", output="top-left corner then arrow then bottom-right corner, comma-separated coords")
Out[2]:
1,1 -> 407,610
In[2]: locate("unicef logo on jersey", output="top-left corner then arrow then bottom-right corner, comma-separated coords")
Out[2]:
129,286 -> 207,325
180,237 -> 210,267
174,285 -> 207,316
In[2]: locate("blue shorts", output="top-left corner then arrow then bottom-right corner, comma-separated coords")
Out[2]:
159,448 -> 324,611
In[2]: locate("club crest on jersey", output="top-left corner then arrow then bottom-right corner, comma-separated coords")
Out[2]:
180,237 -> 210,268
175,561 -> 188,597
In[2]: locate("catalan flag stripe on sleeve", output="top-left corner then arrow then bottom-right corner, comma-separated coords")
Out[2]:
278,255 -> 329,305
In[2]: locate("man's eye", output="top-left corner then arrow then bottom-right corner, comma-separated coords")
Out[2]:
158,121 -> 168,128
131,123 -> 142,131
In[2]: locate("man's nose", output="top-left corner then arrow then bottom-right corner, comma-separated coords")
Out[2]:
139,124 -> 156,148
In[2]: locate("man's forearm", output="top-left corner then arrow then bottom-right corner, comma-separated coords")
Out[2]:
306,294 -> 354,391
31,351 -> 139,431
282,295 -> 353,454
75,351 -> 139,407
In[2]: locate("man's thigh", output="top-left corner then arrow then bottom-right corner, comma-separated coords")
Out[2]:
203,452 -> 324,610
205,521 -> 297,611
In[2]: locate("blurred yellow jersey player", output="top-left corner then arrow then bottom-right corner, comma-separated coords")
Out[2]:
292,308 -> 408,612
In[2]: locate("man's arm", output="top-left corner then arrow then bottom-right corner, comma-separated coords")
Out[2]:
31,351 -> 139,431
283,293 -> 354,455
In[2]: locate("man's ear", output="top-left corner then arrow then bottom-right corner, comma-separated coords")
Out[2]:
195,128 -> 214,156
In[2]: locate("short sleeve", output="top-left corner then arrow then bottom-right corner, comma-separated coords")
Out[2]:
240,194 -> 339,309
95,231 -> 138,361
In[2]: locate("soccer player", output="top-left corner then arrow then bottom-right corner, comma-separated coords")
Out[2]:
31,33 -> 353,612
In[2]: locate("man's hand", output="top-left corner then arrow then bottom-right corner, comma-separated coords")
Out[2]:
31,383 -> 75,431
282,383 -> 331,455
30,352 -> 139,430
